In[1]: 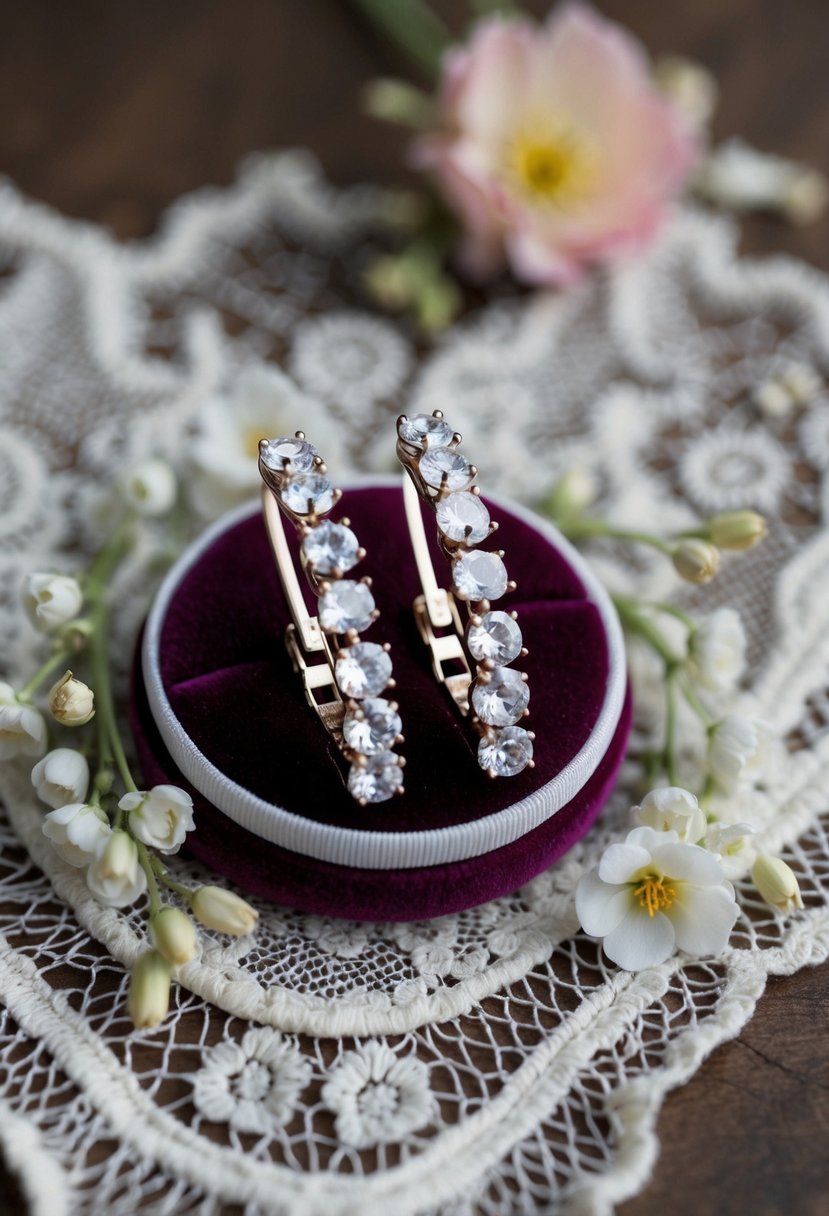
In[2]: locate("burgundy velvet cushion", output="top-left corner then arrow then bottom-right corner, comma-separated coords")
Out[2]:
130,488 -> 630,919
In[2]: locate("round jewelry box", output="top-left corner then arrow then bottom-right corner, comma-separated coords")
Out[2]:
132,481 -> 630,920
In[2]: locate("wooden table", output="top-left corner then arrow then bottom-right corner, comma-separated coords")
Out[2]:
2,2 -> 827,1212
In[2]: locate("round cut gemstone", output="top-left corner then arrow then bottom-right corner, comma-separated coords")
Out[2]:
343,697 -> 402,755
302,520 -> 360,576
318,580 -> 375,634
419,447 -> 474,492
436,492 -> 490,544
453,550 -> 508,602
348,752 -> 404,804
399,413 -> 453,449
478,726 -> 534,777
281,472 -> 335,517
467,611 -> 523,664
335,642 -> 392,698
260,435 -> 317,473
471,666 -> 530,726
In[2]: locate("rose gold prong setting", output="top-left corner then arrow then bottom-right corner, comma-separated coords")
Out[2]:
259,429 -> 405,803
396,411 -> 534,777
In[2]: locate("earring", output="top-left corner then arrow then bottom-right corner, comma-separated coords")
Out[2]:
396,412 -> 534,778
259,433 -> 405,804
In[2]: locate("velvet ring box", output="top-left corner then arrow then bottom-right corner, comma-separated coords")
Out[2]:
132,481 -> 631,921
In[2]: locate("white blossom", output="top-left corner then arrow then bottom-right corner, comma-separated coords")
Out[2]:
575,826 -> 739,970
321,1042 -> 435,1148
193,1028 -> 311,1133
31,748 -> 90,808
86,829 -> 147,907
119,458 -> 177,516
686,609 -> 747,694
708,715 -> 771,793
120,784 -> 194,854
22,573 -> 83,633
42,802 -> 111,867
632,786 -> 707,844
0,682 -> 46,760
188,364 -> 346,518
704,822 -> 756,879
48,671 -> 95,726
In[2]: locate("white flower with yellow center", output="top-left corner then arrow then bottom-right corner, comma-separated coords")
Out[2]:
575,826 -> 739,970
189,363 -> 347,518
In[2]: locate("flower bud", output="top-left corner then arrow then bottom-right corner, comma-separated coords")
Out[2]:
544,467 -> 598,522
120,458 -> 177,516
150,907 -> 198,966
97,829 -> 136,880
192,885 -> 259,936
751,854 -> 804,913
654,55 -> 718,130
708,511 -> 768,552
22,573 -> 83,633
48,671 -> 95,726
672,539 -> 720,585
128,950 -> 171,1029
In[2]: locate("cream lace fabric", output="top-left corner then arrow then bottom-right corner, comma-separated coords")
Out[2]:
2,151 -> 829,1215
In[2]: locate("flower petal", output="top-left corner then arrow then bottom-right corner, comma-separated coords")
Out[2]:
597,841 -> 651,884
669,884 -> 739,957
575,868 -> 631,936
651,842 -> 726,886
602,905 -> 676,970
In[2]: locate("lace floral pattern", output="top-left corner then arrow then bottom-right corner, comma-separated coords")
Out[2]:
1,152 -> 829,1215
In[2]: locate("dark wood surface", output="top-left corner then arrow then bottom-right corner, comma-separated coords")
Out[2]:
1,2 -> 828,1213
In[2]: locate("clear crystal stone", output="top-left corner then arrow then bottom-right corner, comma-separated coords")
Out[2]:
318,580 -> 375,634
260,435 -> 317,473
335,642 -> 393,698
467,611 -> 523,663
343,698 -> 402,755
453,550 -> 508,602
281,472 -> 335,517
478,726 -> 534,777
436,492 -> 490,544
302,520 -> 360,576
348,752 -> 404,804
399,413 -> 453,448
419,447 -> 474,492
471,666 -> 529,726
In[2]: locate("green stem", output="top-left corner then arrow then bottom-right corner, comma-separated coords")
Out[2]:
557,517 -> 674,556
679,674 -> 716,730
136,841 -> 162,918
663,670 -> 680,786
17,647 -> 72,702
613,594 -> 683,666
349,0 -> 452,74
650,601 -> 697,631
86,522 -> 138,794
150,855 -> 194,903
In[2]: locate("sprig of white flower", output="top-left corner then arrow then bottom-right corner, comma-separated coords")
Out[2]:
86,829 -> 147,907
31,748 -> 90,808
119,784 -> 195,854
704,822 -> 756,879
22,573 -> 83,633
708,715 -> 770,793
43,802 -> 111,867
119,458 -> 177,516
576,825 -> 739,970
686,609 -> 747,694
632,786 -> 707,843
0,682 -> 47,760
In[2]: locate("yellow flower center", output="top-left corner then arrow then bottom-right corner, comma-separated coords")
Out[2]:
506,119 -> 598,209
634,874 -> 676,918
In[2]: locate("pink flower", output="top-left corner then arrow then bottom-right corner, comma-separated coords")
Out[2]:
413,4 -> 699,286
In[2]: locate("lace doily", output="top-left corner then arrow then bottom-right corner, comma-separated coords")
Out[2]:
2,151 -> 829,1215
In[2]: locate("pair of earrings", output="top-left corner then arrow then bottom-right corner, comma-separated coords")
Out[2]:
258,412 -> 533,805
